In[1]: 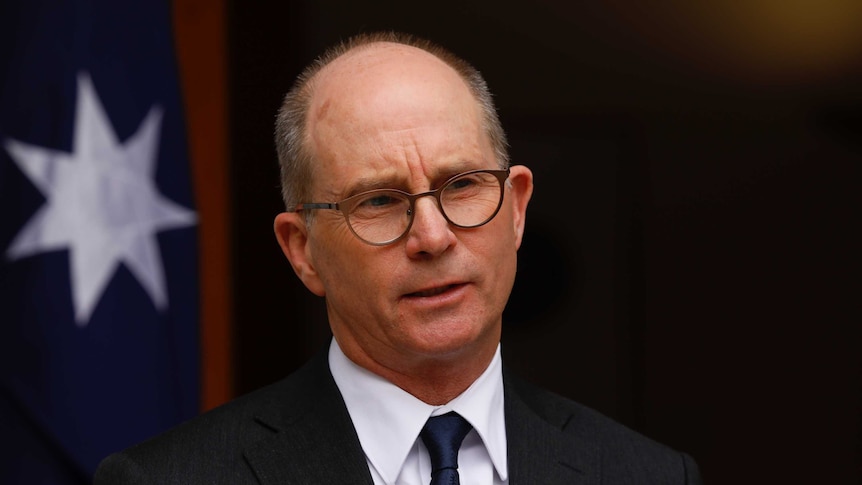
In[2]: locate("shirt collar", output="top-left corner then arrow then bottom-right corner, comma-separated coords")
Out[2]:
329,339 -> 508,483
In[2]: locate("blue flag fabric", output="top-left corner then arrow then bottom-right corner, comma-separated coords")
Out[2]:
0,1 -> 200,483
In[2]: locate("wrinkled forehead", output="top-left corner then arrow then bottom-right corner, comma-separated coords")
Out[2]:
302,43 -> 489,188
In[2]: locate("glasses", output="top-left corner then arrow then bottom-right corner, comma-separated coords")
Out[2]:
293,168 -> 510,246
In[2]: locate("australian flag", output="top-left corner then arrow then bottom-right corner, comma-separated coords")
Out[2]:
0,1 -> 200,483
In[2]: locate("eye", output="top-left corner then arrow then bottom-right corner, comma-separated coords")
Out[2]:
349,191 -> 407,215
361,194 -> 398,207
448,176 -> 479,190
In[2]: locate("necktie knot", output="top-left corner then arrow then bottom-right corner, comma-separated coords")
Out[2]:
420,412 -> 472,485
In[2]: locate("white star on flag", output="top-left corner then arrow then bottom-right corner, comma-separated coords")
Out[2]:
3,72 -> 197,327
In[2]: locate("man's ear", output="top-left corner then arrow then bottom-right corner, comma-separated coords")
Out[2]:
507,165 -> 534,249
274,212 -> 326,296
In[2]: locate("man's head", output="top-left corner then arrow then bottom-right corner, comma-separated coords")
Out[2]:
273,32 -> 533,395
275,32 -> 510,212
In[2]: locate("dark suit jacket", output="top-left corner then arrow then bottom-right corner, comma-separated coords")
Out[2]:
94,347 -> 702,484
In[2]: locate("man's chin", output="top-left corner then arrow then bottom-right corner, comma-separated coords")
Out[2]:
402,324 -> 498,361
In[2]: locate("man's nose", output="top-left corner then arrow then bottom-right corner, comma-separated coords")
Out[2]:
404,196 -> 456,258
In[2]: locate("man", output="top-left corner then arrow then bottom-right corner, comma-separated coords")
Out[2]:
95,32 -> 702,484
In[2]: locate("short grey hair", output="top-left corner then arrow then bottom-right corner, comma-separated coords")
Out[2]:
274,31 -> 509,211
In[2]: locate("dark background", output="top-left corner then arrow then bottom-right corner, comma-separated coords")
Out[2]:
225,1 -> 861,483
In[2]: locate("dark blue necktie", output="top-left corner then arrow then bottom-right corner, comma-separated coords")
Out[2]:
420,412 -> 473,485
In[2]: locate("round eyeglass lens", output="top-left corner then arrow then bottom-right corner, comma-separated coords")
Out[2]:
440,171 -> 504,227
347,192 -> 412,244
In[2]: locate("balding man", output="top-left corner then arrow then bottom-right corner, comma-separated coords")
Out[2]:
95,32 -> 702,485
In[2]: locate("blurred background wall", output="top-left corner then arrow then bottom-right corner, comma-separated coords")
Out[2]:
180,1 -> 861,483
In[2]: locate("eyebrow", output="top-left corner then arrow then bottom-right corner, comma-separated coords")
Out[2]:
342,174 -> 403,199
341,159 -> 488,199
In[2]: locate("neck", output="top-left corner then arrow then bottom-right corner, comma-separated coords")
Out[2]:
337,339 -> 499,405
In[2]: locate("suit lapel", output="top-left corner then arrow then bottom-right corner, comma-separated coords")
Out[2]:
242,349 -> 374,485
237,349 -> 601,484
504,372 -> 599,485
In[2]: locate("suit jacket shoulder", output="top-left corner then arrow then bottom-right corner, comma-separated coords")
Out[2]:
94,349 -> 373,485
95,350 -> 701,485
504,371 -> 702,485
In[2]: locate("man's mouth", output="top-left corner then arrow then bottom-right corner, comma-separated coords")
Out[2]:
406,284 -> 461,298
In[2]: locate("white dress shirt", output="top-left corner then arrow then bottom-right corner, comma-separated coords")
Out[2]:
329,339 -> 509,485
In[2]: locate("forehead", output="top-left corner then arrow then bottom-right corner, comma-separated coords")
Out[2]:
305,43 -> 492,194
313,42 -> 465,100
311,43 -> 479,131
